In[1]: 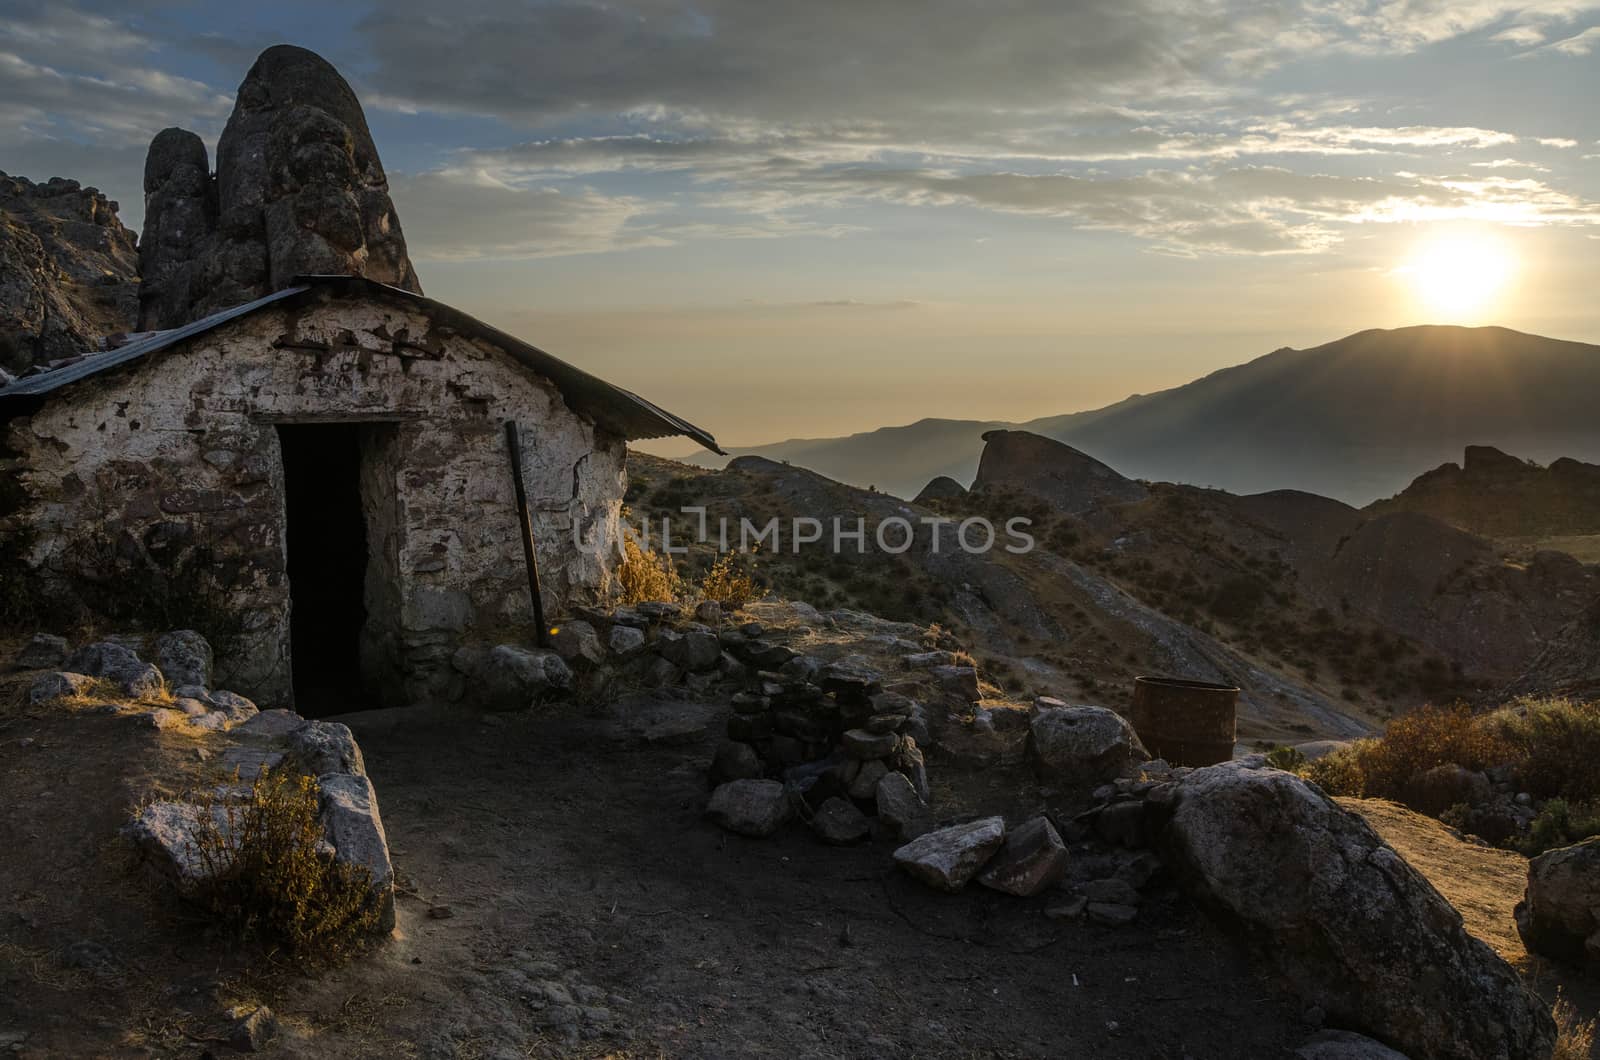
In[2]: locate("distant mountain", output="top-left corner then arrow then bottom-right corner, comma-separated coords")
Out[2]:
688,326 -> 1600,505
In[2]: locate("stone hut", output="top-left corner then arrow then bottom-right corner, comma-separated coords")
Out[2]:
0,275 -> 719,711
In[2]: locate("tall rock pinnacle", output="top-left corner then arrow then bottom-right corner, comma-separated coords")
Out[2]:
138,45 -> 421,330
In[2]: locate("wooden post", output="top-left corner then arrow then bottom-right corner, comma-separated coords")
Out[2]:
504,420 -> 550,648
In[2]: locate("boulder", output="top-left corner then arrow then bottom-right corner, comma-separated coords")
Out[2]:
695,600 -> 724,624
550,621 -> 605,666
875,772 -> 931,839
608,625 -> 647,659
820,662 -> 883,701
155,630 -> 213,689
288,721 -> 366,777
1028,704 -> 1146,786
1160,761 -> 1556,1060
64,641 -> 163,695
1399,764 -> 1491,818
811,797 -> 871,845
227,1006 -> 280,1053
317,772 -> 396,932
1294,1031 -> 1411,1060
481,645 -> 573,710
706,780 -> 792,838
13,633 -> 68,671
124,801 -> 235,885
28,671 -> 96,705
977,816 -> 1068,896
709,740 -> 763,786
893,817 -> 1006,892
660,629 -> 722,672
842,728 -> 898,759
1514,836 -> 1600,966
847,759 -> 889,800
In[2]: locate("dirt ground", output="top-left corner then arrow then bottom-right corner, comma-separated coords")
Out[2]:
0,673 -> 1320,1059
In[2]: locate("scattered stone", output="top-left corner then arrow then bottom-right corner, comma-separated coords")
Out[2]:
893,817 -> 1006,892
864,713 -> 905,734
811,797 -> 871,845
1045,895 -> 1088,920
1515,835 -> 1600,966
289,720 -> 367,777
427,905 -> 455,920
978,816 -> 1069,896
172,685 -> 216,707
820,662 -> 883,700
63,641 -> 143,681
709,740 -> 763,785
1161,760 -> 1556,1060
641,655 -> 682,689
209,690 -> 259,724
740,621 -> 764,638
842,728 -> 898,759
117,662 -> 165,698
730,692 -> 770,715
903,650 -> 956,669
847,759 -> 889,801
482,645 -> 573,709
875,772 -> 931,839
1028,704 -> 1147,786
550,621 -> 605,666
227,1005 -> 279,1053
174,697 -> 210,717
1081,877 -> 1141,906
1086,902 -> 1139,926
706,780 -> 792,838
1293,1030 -> 1411,1060
695,600 -> 723,624
611,608 -> 648,628
13,633 -> 68,671
235,709 -> 306,738
636,601 -> 681,620
318,772 -> 396,931
891,738 -> 931,801
607,625 -> 647,659
154,629 -> 212,689
27,671 -> 95,705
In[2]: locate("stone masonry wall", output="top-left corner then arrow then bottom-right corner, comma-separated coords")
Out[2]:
2,289 -> 626,706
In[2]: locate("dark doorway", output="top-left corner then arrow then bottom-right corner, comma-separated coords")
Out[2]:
279,423 -> 374,717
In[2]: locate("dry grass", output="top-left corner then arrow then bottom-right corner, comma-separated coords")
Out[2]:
178,767 -> 380,962
696,552 -> 757,609
615,536 -> 683,606
1554,993 -> 1596,1060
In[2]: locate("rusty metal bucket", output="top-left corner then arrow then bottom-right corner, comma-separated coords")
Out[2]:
1130,676 -> 1239,767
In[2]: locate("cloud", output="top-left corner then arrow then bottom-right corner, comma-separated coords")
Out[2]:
0,5 -> 231,150
1541,25 -> 1600,52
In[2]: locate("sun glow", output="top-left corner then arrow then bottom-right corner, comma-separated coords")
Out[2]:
1397,232 -> 1517,322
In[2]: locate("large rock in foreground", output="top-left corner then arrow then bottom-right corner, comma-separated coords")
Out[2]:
1028,703 -> 1147,787
1159,761 -> 1555,1060
705,780 -> 792,838
1515,836 -> 1600,967
893,817 -> 1005,892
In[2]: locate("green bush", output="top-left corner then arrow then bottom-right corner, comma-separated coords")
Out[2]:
1489,698 -> 1600,801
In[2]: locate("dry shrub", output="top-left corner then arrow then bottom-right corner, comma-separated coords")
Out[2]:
1300,705 -> 1515,799
1490,697 -> 1600,800
1301,738 -> 1380,797
184,768 -> 379,961
616,535 -> 682,605
698,552 -> 757,608
1554,993 -> 1596,1060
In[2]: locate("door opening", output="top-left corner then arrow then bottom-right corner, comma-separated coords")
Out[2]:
279,423 -> 375,717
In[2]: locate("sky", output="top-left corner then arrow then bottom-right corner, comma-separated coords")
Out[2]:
3,1 -> 1598,452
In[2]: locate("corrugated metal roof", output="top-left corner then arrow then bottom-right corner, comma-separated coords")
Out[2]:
0,276 -> 722,454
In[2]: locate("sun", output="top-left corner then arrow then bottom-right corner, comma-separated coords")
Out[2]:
1397,232 -> 1516,322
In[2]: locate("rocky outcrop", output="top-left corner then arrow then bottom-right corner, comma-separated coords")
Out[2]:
1514,836 -> 1600,967
913,475 -> 968,506
137,45 -> 421,331
1158,761 -> 1556,1060
1507,595 -> 1600,700
0,172 -> 139,371
1368,444 -> 1600,539
971,430 -> 1147,515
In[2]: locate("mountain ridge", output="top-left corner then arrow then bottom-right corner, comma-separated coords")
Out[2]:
686,324 -> 1600,505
